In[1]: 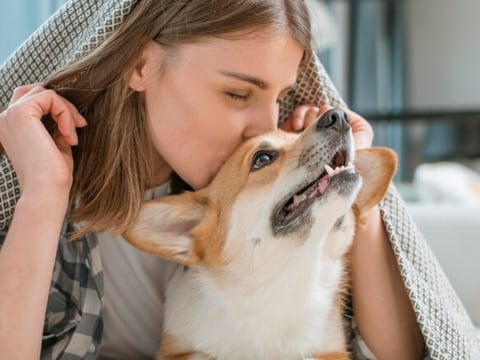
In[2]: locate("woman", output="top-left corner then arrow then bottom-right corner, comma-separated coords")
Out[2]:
0,0 -> 477,359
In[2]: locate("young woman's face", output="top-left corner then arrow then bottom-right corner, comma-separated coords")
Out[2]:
133,31 -> 304,189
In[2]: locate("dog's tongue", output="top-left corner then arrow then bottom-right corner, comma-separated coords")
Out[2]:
290,174 -> 331,211
306,174 -> 330,198
288,162 -> 355,213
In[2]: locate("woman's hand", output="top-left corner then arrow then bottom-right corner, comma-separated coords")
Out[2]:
280,104 -> 374,149
0,86 -> 88,360
0,84 -> 87,202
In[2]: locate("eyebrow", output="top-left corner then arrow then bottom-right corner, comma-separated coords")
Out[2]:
218,70 -> 296,92
258,140 -> 274,149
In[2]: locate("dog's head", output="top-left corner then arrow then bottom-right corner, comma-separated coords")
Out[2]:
123,109 -> 396,289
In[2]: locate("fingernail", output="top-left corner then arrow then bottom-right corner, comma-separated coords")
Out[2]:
79,116 -> 88,127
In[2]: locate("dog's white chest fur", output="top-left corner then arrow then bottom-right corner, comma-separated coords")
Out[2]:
163,208 -> 355,360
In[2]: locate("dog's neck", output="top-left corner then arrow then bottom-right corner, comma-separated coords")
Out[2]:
162,212 -> 354,359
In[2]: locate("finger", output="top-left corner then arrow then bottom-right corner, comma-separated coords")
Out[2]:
345,109 -> 371,131
291,104 -> 322,131
343,109 -> 374,149
24,90 -> 81,146
63,99 -> 88,128
10,83 -> 44,103
48,96 -> 81,146
18,87 -> 87,129
290,105 -> 312,131
280,111 -> 302,132
279,119 -> 294,132
303,106 -> 321,128
54,134 -> 74,161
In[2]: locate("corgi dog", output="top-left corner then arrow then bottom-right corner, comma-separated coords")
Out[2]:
123,109 -> 397,360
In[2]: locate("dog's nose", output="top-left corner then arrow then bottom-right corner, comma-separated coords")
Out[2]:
316,109 -> 349,132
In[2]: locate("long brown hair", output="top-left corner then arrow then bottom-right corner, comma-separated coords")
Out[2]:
45,0 -> 312,237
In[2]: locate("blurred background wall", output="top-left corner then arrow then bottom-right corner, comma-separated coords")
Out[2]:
0,1 -> 67,64
407,0 -> 480,111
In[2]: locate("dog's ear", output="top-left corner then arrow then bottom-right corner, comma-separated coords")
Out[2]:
123,192 -> 209,266
354,147 -> 397,214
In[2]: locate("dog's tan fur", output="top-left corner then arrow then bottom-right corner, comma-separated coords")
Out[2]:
124,114 -> 397,360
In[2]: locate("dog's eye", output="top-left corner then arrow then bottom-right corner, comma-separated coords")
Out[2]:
251,150 -> 278,171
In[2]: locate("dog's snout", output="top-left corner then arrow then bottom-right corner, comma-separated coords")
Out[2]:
316,109 -> 349,132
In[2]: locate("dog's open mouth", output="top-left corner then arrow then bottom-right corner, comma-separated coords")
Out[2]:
274,149 -> 354,227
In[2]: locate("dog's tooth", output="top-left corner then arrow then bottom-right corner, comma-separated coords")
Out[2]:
293,194 -> 307,205
325,164 -> 335,176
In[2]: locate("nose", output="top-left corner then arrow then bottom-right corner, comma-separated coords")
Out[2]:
242,106 -> 278,139
316,109 -> 350,133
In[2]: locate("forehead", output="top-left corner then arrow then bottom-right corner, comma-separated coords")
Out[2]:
169,31 -> 304,80
184,29 -> 302,54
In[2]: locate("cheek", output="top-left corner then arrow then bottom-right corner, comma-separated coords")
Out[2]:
145,115 -> 178,159
185,125 -> 244,187
144,95 -> 246,187
147,125 -> 229,190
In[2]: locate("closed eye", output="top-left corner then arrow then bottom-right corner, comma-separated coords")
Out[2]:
251,150 -> 279,171
226,92 -> 250,102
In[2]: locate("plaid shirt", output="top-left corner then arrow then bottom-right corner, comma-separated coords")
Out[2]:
0,207 -> 104,359
1,0 -> 479,359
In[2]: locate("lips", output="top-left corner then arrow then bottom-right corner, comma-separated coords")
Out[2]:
273,149 -> 354,227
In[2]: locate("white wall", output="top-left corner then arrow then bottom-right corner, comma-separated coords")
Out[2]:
406,0 -> 480,110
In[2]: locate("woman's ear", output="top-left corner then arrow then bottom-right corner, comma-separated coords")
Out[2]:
128,41 -> 160,91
